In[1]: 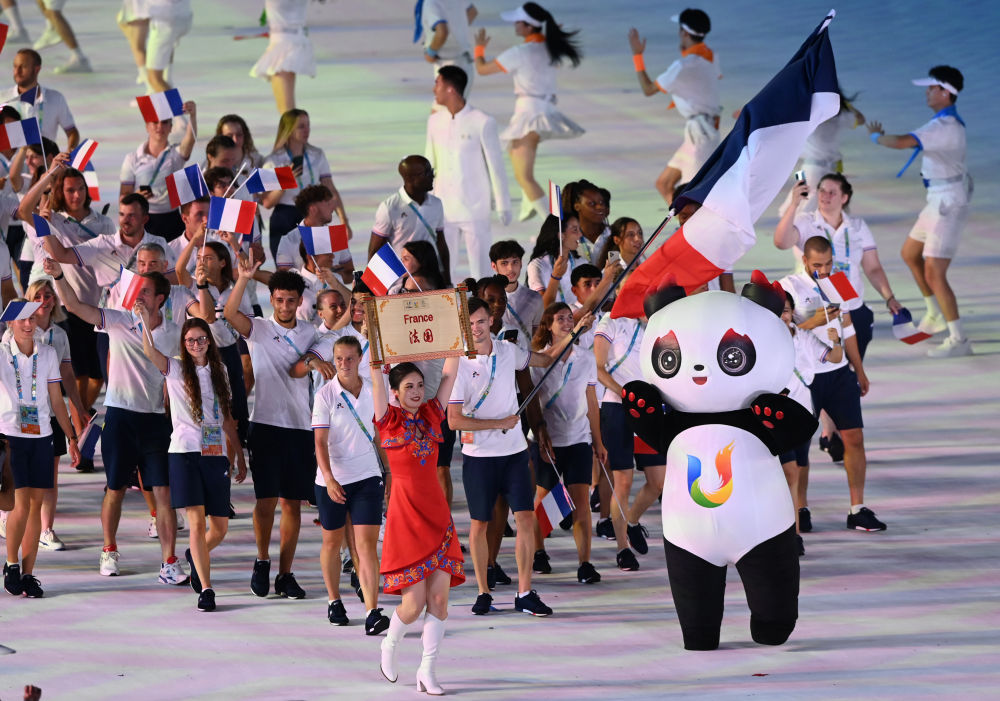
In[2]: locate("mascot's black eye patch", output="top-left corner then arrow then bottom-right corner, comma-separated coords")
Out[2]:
652,330 -> 682,379
717,328 -> 756,376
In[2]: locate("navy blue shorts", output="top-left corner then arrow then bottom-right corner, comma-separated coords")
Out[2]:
535,442 -> 592,490
779,440 -> 811,467
462,450 -> 533,521
95,331 -> 110,382
63,311 -> 103,380
51,417 -> 66,457
600,402 -> 666,471
219,343 -> 249,444
850,304 -> 874,360
437,413 -> 456,468
315,475 -> 385,531
248,422 -> 315,500
809,365 -> 864,431
102,407 -> 171,491
6,435 -> 54,489
168,452 -> 231,517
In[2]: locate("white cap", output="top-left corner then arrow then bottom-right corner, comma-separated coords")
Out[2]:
670,13 -> 707,38
912,77 -> 958,95
501,5 -> 544,28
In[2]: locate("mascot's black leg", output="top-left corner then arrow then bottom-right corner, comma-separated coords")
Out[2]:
664,537 -> 727,650
734,525 -> 799,645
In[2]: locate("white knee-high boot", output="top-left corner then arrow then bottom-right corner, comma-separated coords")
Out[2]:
530,197 -> 549,221
415,613 -> 446,695
380,610 -> 412,683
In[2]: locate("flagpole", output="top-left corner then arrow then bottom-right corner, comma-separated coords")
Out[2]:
511,209 -> 676,418
224,161 -> 250,198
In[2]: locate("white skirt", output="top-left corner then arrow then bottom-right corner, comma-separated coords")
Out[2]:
250,31 -> 316,79
500,96 -> 584,144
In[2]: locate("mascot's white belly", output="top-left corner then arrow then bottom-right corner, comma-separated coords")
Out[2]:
662,424 -> 794,567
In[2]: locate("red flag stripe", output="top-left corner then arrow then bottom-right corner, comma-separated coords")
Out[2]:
275,166 -> 297,189
165,177 -> 181,209
235,202 -> 256,235
828,272 -> 858,301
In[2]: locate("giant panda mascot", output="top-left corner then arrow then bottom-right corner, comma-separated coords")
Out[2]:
621,271 -> 818,651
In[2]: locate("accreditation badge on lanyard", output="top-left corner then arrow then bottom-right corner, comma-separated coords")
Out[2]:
13,350 -> 41,435
201,396 -> 224,456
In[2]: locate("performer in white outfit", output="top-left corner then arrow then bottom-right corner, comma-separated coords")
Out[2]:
628,8 -> 721,205
473,3 -> 583,222
425,66 -> 510,281
145,0 -> 192,92
251,0 -> 316,115
417,0 -> 477,100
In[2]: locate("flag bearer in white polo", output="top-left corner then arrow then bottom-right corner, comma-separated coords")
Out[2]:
866,65 -> 972,358
627,8 -> 721,205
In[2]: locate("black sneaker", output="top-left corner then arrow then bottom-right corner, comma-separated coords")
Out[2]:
626,522 -> 649,555
590,487 -> 600,512
328,599 -> 348,625
532,549 -> 551,574
274,572 -> 306,599
819,434 -> 845,462
250,559 -> 270,597
365,607 -> 390,635
616,548 -> 640,571
228,503 -> 237,519
514,590 -> 552,616
486,564 -> 496,591
3,562 -> 22,596
493,562 -> 512,586
75,457 -> 95,473
471,592 -> 493,615
577,561 -> 601,584
847,507 -> 887,532
21,574 -> 43,598
351,571 -> 364,602
503,521 -> 514,537
798,507 -> 813,533
197,588 -> 216,612
185,549 -> 202,593
342,555 -> 354,574
595,518 -> 614,540
796,534 -> 805,557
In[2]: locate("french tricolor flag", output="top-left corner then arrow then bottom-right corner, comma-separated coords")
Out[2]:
78,411 -> 104,461
612,12 -> 840,318
117,267 -> 145,311
300,224 -> 349,258
814,271 -> 858,305
892,308 -> 932,345
83,162 -> 100,201
0,24 -> 8,56
0,117 -> 41,150
244,167 -> 297,194
135,88 -> 184,123
535,483 -> 574,538
69,138 -> 98,171
32,214 -> 52,238
207,196 -> 257,236
166,164 -> 208,208
1,300 -> 41,322
548,180 -> 562,219
361,243 -> 407,296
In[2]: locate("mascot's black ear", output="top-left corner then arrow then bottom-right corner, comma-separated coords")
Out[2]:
644,274 -> 687,318
741,270 -> 785,317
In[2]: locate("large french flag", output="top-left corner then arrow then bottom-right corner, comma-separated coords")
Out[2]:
69,139 -> 98,171
0,117 -> 41,150
535,483 -> 574,539
166,164 -> 209,208
135,88 -> 184,123
814,271 -> 858,305
362,243 -> 407,296
244,167 -> 297,193
612,11 -> 840,318
117,267 -> 145,310
208,196 -> 257,236
83,162 -> 100,201
299,224 -> 349,257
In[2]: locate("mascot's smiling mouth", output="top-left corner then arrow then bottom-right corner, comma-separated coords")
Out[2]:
693,377 -> 708,385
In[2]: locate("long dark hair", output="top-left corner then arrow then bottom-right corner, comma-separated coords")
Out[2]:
403,240 -> 444,289
179,317 -> 232,424
203,241 -> 234,290
48,167 -> 92,213
531,302 -> 570,350
529,214 -> 578,261
523,3 -> 582,67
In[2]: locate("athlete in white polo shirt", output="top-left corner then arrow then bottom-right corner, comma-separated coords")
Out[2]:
4,48 -> 79,148
867,65 -> 971,358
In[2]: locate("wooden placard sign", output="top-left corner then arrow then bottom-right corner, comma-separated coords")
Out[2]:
364,285 -> 476,366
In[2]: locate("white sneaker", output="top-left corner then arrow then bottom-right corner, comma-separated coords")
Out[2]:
927,336 -> 973,358
53,55 -> 93,75
39,529 -> 66,551
0,510 -> 7,538
176,509 -> 186,531
147,516 -> 158,538
33,24 -> 63,51
100,550 -> 120,576
6,29 -> 31,45
917,312 -> 947,335
158,560 -> 190,585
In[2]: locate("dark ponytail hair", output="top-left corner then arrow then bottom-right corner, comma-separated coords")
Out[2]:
523,3 -> 582,68
529,214 -> 578,261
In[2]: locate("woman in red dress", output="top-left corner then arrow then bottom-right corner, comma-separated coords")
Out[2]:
373,356 -> 463,696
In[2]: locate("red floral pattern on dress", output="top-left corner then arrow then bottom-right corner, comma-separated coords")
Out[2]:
382,523 -> 465,594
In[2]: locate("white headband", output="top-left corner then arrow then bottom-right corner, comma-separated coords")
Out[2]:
912,77 -> 958,95
500,6 -> 544,28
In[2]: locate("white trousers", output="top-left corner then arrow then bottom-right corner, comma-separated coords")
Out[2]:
444,219 -> 491,281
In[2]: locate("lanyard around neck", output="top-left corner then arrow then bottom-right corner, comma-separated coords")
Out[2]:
11,343 -> 39,403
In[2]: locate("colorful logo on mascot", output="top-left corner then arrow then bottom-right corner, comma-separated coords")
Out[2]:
687,443 -> 734,508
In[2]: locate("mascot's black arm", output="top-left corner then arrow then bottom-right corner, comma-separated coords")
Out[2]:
622,382 -> 819,456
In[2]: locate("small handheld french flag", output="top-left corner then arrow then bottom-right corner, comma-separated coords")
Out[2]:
892,307 -> 932,345
207,196 -> 257,236
117,267 -> 145,311
1,300 -> 41,322
83,162 -> 100,201
548,180 -> 562,219
32,214 -> 52,238
244,167 -> 297,194
69,138 -> 98,171
813,271 -> 858,305
78,411 -> 105,461
135,88 -> 184,123
165,164 -> 208,208
0,117 -> 41,150
535,482 -> 574,538
361,243 -> 407,296
299,224 -> 348,258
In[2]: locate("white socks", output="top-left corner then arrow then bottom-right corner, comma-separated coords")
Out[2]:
924,295 -> 942,316
850,504 -> 866,515
946,319 -> 965,341
3,7 -> 25,34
